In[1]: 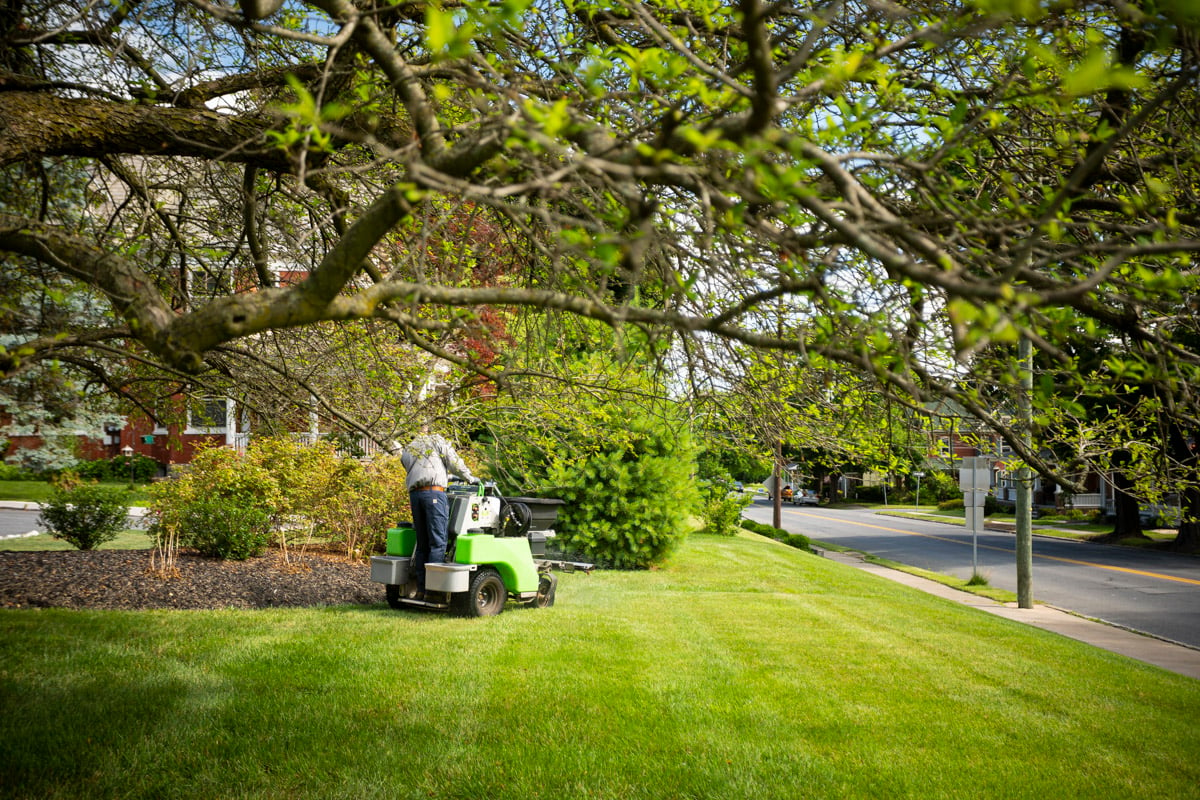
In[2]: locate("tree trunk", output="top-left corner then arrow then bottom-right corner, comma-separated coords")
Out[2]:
1173,484 -> 1200,553
1168,425 -> 1200,553
1109,450 -> 1143,539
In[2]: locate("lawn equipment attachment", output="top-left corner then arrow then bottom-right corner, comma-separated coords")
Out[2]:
370,483 -> 593,616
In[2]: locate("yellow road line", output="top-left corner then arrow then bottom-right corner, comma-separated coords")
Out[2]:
787,510 -> 1200,588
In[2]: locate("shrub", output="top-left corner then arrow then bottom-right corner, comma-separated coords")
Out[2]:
148,444 -> 279,561
0,463 -> 37,481
481,365 -> 700,569
738,519 -> 810,552
548,425 -> 698,568
311,454 -> 410,558
938,498 -> 965,511
245,436 -> 343,520
855,485 -> 886,502
1053,507 -> 1103,523
178,497 -> 272,560
697,480 -> 751,536
783,532 -> 811,551
38,480 -> 130,550
922,470 -> 961,502
148,439 -> 410,561
75,454 -> 160,483
741,519 -> 772,536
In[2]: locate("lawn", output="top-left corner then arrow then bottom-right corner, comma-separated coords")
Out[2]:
0,529 -> 154,551
0,480 -> 153,505
2,532 -> 1197,800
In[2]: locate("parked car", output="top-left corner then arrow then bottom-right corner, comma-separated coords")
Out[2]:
791,488 -> 819,506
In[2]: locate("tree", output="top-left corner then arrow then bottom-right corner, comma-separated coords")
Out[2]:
2,0 -> 1199,542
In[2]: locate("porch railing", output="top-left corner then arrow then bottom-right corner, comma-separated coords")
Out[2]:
1064,492 -> 1103,509
231,431 -> 387,459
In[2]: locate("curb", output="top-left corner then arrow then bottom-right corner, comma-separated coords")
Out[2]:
0,501 -> 147,516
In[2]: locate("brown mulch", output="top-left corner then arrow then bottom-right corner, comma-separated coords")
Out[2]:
0,548 -> 383,610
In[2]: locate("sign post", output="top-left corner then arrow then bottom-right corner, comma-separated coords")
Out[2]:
959,457 -> 992,575
913,472 -> 925,509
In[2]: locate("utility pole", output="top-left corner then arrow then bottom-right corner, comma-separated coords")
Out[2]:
1015,336 -> 1034,608
773,439 -> 783,530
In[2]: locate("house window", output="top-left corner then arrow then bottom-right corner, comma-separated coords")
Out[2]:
186,397 -> 229,434
189,268 -> 229,302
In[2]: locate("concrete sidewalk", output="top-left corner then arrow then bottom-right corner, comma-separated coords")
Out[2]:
822,548 -> 1200,681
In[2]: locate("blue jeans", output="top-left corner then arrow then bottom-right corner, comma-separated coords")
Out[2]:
410,488 -> 449,587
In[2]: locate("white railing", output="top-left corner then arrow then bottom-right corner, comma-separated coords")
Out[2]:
1064,493 -> 1103,509
230,431 -> 387,459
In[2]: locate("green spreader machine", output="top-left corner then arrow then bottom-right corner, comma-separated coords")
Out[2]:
370,483 -> 593,616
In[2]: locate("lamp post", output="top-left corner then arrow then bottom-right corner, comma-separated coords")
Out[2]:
121,445 -> 134,485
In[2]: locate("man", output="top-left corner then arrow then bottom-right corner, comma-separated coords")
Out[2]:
400,429 -> 478,600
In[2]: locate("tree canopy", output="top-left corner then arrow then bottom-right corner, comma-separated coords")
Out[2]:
2,0 -> 1198,494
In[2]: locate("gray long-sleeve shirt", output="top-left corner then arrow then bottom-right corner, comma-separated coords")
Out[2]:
400,434 -> 475,490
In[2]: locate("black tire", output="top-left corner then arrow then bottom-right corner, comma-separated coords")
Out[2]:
533,573 -> 557,608
456,567 -> 507,617
385,583 -> 404,609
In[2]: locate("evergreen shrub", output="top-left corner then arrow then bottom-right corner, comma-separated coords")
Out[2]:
548,422 -> 698,568
482,367 -> 700,568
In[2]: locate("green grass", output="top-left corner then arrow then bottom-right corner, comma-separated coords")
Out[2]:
813,541 -> 1018,603
0,480 -> 153,505
3,532 -> 1198,800
0,529 -> 153,551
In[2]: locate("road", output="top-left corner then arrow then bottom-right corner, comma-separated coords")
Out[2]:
0,508 -> 42,539
0,505 -> 147,540
746,500 -> 1200,650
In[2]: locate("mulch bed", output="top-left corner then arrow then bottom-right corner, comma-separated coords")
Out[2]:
0,548 -> 382,610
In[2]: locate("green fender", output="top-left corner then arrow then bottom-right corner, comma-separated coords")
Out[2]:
455,534 -> 539,593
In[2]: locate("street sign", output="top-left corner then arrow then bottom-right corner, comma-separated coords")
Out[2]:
963,489 -> 988,507
958,456 -> 992,492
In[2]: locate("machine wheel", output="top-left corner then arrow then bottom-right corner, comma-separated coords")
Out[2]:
456,567 -> 507,617
385,584 -> 404,609
533,573 -> 557,608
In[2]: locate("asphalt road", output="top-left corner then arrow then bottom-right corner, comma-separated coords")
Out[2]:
0,506 -> 147,540
0,509 -> 41,539
746,500 -> 1200,649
